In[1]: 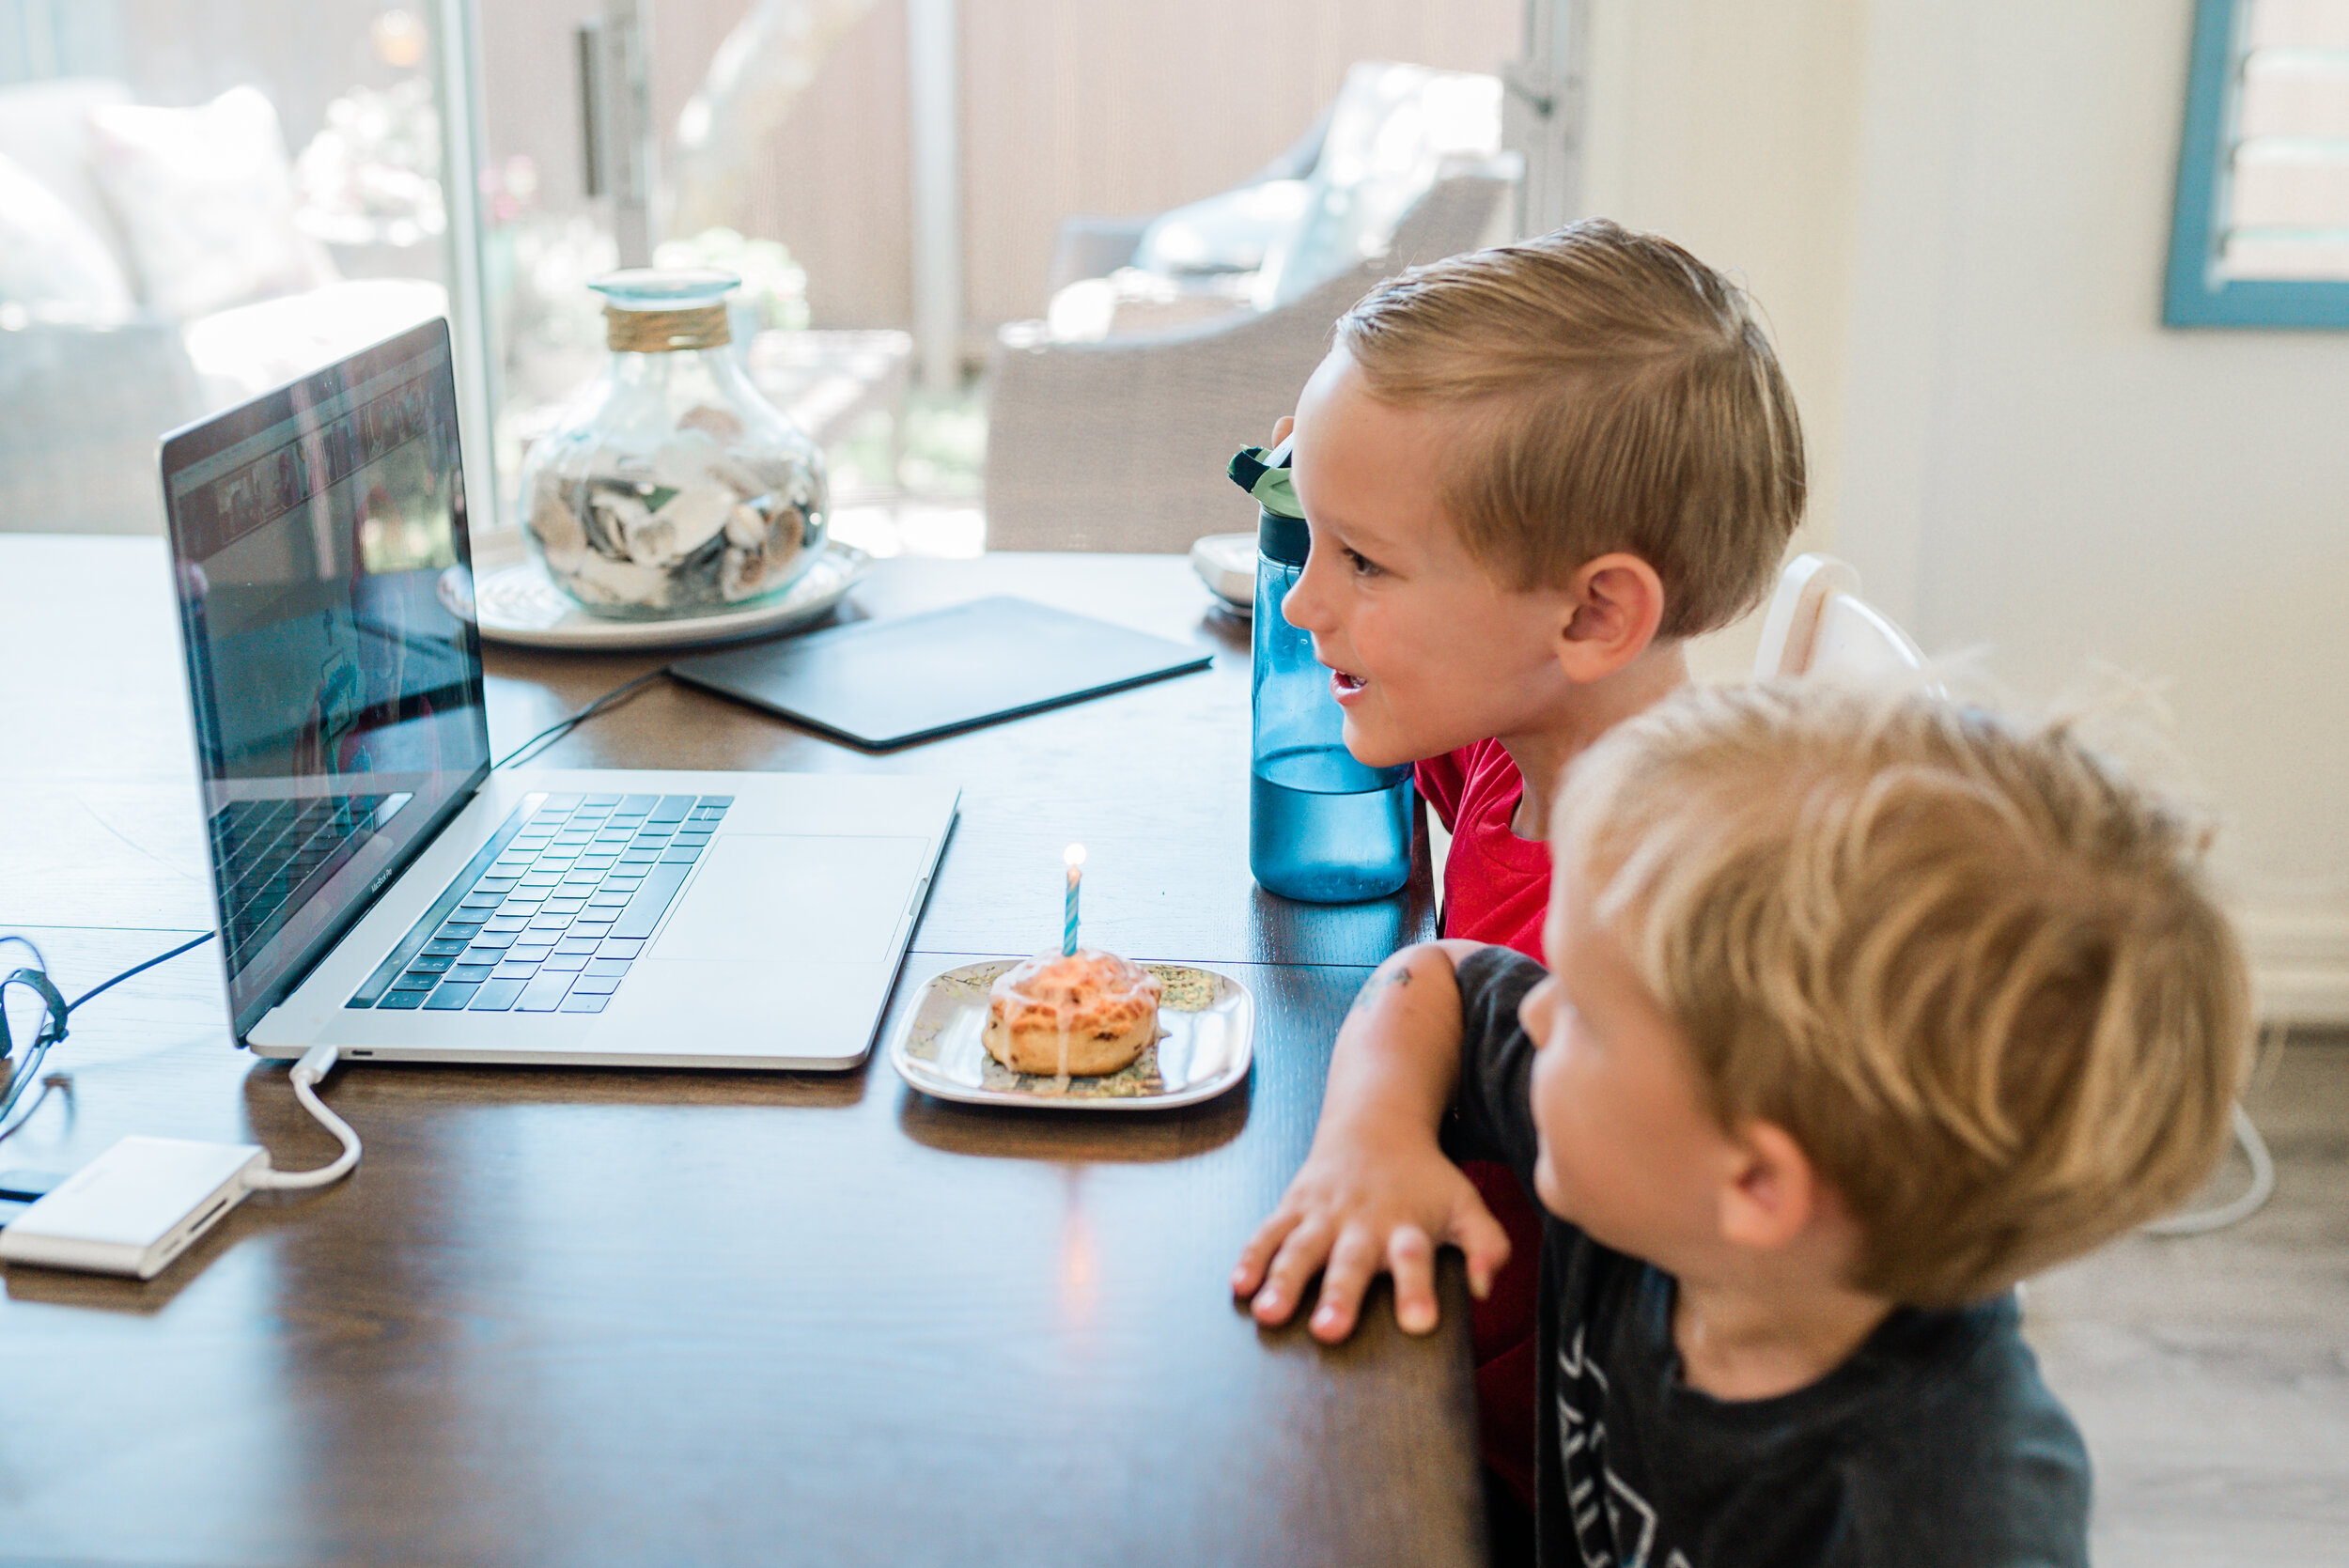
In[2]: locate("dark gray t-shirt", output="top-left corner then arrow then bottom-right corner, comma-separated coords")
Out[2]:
1445,946 -> 2092,1568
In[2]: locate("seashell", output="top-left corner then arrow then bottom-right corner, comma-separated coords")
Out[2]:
645,427 -> 774,503
562,550 -> 674,608
632,480 -> 736,564
677,403 -> 745,442
707,449 -> 775,501
763,508 -> 806,572
527,476 -> 588,569
649,427 -> 723,490
583,487 -> 651,558
723,500 -> 770,549
720,509 -> 806,601
734,455 -> 810,499
770,505 -> 809,562
720,544 -> 769,602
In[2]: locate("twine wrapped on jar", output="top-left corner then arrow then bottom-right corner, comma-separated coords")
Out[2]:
602,303 -> 731,354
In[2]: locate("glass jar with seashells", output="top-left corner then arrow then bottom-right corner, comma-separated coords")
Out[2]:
517,268 -> 825,619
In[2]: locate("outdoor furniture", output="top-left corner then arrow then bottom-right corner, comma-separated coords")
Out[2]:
984,62 -> 1518,553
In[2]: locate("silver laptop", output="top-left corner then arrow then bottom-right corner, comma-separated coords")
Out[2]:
159,318 -> 956,1071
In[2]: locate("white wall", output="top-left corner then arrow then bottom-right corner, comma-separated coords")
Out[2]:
1591,0 -> 2349,1018
1577,0 -> 1869,681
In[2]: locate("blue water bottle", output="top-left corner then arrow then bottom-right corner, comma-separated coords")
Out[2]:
1230,441 -> 1414,903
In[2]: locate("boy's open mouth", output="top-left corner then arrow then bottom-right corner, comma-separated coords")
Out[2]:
1329,668 -> 1366,699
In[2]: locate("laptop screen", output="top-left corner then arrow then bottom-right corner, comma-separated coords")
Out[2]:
160,318 -> 490,1039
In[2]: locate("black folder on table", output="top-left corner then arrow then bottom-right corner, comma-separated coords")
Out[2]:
668,595 -> 1213,750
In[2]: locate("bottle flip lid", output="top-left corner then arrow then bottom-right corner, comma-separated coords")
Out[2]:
1227,437 -> 1307,566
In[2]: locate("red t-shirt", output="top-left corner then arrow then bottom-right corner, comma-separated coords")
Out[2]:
1415,737 -> 1551,1510
1417,738 -> 1552,960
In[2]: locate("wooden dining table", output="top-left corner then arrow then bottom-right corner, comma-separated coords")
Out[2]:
0,532 -> 1479,1568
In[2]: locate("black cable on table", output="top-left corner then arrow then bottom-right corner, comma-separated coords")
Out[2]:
66,929 -> 215,1015
493,669 -> 667,770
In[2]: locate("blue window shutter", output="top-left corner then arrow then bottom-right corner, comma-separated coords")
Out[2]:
2166,0 -> 2349,329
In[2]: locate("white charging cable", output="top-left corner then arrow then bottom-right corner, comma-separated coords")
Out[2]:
2141,1100 -> 2275,1237
244,1041 -> 362,1191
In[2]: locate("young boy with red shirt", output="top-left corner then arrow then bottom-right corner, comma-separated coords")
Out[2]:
1262,220 -> 1807,1544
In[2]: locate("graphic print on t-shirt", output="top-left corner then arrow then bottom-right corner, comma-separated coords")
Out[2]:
1559,1325 -> 1692,1568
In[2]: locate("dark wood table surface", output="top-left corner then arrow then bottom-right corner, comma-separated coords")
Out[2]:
0,534 -> 1474,1568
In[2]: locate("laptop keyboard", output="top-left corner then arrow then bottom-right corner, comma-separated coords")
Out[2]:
214,794 -> 408,975
345,791 -> 733,1016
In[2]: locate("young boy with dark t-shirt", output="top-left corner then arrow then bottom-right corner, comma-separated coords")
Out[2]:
1236,682 -> 2250,1566
1266,220 -> 1806,1514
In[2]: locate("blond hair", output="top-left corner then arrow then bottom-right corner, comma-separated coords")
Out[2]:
1556,682 -> 2250,1307
1334,219 -> 1804,639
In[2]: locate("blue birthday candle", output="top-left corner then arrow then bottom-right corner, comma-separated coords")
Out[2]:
1063,843 -> 1086,956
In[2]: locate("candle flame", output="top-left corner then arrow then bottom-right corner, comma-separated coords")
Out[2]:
1064,843 -> 1087,868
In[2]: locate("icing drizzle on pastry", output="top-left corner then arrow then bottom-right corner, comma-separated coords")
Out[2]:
988,948 -> 1162,1091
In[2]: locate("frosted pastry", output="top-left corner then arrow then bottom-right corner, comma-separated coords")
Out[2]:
983,949 -> 1162,1079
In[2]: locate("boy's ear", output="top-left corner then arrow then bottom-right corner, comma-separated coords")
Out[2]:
1554,552 -> 1669,681
1717,1120 -> 1826,1255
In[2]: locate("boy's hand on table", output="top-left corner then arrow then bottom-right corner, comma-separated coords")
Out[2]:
1230,939 -> 1509,1343
1233,1130 -> 1509,1343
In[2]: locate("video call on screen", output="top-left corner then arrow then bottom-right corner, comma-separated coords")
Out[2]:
174,355 -> 487,792
168,337 -> 491,1013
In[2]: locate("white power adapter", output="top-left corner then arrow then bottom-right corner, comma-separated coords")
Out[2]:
0,1042 -> 361,1281
0,1136 -> 265,1279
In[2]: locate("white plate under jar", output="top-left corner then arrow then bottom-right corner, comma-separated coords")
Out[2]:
459,527 -> 871,651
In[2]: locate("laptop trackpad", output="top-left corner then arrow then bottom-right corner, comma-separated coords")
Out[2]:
649,834 -> 932,963
596,834 -> 933,1063
605,954 -> 894,1062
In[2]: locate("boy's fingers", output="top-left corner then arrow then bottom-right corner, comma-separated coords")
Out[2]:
1271,414 -> 1295,443
1252,1217 -> 1334,1326
1309,1227 -> 1384,1343
1232,1207 -> 1302,1298
1452,1196 -> 1514,1302
1386,1225 -> 1439,1335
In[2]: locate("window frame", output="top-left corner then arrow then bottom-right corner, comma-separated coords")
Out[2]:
2165,0 -> 2349,329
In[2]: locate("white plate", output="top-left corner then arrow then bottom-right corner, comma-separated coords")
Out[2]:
464,530 -> 873,651
889,959 -> 1253,1111
1190,531 -> 1254,615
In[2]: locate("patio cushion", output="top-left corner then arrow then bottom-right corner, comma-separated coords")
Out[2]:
1133,178 -> 1315,276
0,77 -> 133,264
1036,60 -> 1505,343
1257,62 -> 1502,306
86,85 -> 332,319
0,149 -> 135,324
